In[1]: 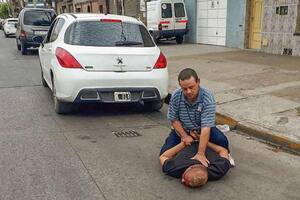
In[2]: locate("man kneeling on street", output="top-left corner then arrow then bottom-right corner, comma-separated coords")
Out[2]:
160,68 -> 235,167
159,135 -> 230,187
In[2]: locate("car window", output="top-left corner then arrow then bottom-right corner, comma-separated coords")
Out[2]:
161,3 -> 172,18
174,3 -> 185,18
7,20 -> 18,24
24,10 -> 56,26
45,19 -> 57,43
64,21 -> 155,47
49,18 -> 65,42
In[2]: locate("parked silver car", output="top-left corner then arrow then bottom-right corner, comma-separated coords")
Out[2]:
16,8 -> 56,55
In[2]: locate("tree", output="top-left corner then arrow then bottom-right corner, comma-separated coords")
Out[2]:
0,3 -> 10,18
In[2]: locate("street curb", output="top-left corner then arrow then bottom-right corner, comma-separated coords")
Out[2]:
236,122 -> 300,154
165,93 -> 300,154
215,113 -> 238,130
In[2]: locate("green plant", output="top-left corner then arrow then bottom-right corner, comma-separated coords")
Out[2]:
0,3 -> 10,18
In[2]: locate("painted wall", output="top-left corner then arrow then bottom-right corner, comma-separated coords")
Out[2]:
226,0 -> 247,49
261,0 -> 300,56
184,0 -> 197,43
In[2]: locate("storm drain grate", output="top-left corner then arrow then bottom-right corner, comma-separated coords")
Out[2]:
112,130 -> 141,137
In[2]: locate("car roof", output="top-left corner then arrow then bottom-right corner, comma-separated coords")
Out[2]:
21,8 -> 55,12
6,18 -> 18,21
64,13 -> 141,24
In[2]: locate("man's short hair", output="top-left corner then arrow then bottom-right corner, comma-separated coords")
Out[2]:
182,164 -> 208,187
178,68 -> 199,82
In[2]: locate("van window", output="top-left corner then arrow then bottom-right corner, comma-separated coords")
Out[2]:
24,10 -> 56,26
174,3 -> 185,18
64,21 -> 155,47
161,3 -> 172,18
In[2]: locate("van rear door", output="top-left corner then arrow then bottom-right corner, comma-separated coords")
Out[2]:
160,2 -> 174,33
174,2 -> 188,30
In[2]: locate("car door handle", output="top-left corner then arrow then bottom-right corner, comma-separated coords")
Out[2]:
47,48 -> 52,52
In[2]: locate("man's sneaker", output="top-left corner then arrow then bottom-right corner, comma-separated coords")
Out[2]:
228,154 -> 235,167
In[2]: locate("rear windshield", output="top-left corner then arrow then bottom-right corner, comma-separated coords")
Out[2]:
64,21 -> 155,47
161,3 -> 172,18
174,3 -> 185,18
7,20 -> 18,24
24,10 -> 56,26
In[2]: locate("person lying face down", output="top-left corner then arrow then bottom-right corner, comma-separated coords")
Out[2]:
159,141 -> 231,187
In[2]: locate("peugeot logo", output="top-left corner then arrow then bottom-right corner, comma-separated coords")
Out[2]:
117,57 -> 123,65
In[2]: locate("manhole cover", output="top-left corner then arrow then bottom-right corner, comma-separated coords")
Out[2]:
112,130 -> 141,137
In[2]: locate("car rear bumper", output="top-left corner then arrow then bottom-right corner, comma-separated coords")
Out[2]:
153,29 -> 188,39
73,87 -> 162,103
22,41 -> 41,48
21,35 -> 46,48
5,30 -> 16,35
53,68 -> 169,103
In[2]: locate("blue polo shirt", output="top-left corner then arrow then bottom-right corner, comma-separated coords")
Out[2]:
167,87 -> 216,133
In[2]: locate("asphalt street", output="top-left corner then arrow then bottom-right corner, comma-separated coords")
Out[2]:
0,31 -> 300,200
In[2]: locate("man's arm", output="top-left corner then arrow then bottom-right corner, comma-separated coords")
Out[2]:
172,120 -> 194,145
207,142 -> 228,159
159,142 -> 186,166
192,127 -> 211,167
190,131 -> 228,159
193,90 -> 216,167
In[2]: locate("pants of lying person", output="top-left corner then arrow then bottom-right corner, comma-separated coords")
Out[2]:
160,127 -> 229,155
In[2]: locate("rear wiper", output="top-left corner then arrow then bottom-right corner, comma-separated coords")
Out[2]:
115,41 -> 143,46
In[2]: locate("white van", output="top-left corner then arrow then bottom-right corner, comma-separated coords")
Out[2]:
147,0 -> 188,44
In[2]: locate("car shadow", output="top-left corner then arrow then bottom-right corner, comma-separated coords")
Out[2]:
75,103 -> 145,116
156,40 -> 178,46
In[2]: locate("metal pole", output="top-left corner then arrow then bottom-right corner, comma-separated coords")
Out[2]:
121,0 -> 124,15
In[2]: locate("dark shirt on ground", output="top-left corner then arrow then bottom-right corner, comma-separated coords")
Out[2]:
162,142 -> 230,181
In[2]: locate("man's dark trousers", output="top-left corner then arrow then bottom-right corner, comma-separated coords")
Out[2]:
160,127 -> 229,155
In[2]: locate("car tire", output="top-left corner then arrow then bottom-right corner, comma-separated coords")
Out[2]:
21,42 -> 27,55
144,100 -> 164,112
176,36 -> 184,44
16,39 -> 21,51
52,79 -> 73,114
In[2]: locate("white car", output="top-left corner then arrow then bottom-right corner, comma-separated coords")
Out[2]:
38,13 -> 169,114
3,18 -> 18,37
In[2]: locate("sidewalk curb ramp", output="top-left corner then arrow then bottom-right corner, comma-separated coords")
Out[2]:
165,93 -> 300,155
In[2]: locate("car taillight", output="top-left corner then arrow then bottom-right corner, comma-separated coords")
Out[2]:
154,52 -> 167,69
20,30 -> 26,39
176,20 -> 188,23
158,23 -> 162,31
55,47 -> 82,69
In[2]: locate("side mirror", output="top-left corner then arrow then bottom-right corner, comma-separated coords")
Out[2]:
148,28 -> 154,34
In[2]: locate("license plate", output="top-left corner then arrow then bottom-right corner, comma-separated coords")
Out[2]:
114,92 -> 131,102
35,30 -> 47,35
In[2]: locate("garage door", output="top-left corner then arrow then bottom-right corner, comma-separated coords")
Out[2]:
196,0 -> 227,45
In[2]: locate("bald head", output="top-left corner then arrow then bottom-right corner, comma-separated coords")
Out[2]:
182,164 -> 208,187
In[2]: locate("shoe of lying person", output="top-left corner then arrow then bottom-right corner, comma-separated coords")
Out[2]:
228,154 -> 235,167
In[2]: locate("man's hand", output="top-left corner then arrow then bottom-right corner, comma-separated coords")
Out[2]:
190,130 -> 200,140
192,153 -> 210,167
181,135 -> 193,146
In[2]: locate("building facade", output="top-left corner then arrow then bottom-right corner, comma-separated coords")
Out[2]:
56,0 -> 107,14
185,0 -> 300,56
261,0 -> 300,56
108,0 -> 146,22
73,0 -> 107,13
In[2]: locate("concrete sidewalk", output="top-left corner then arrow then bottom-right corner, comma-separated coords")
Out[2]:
159,42 -> 300,154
